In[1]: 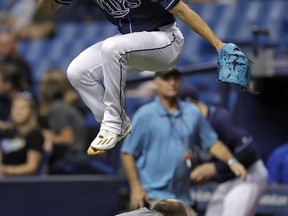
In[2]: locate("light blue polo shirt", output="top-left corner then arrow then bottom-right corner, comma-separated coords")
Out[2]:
121,97 -> 217,205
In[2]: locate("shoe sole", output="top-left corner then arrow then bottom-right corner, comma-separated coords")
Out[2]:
87,147 -> 106,156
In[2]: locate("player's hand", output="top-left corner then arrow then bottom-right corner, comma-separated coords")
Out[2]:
229,162 -> 247,181
190,163 -> 217,183
130,186 -> 150,210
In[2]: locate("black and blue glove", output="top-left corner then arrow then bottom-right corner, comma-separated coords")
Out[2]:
217,43 -> 253,90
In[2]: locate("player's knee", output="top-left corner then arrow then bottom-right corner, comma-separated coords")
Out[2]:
101,38 -> 122,59
67,61 -> 81,85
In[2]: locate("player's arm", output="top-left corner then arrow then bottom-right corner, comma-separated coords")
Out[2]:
209,140 -> 247,181
36,0 -> 63,17
43,127 -> 74,145
190,162 -> 217,183
2,150 -> 42,176
170,0 -> 224,51
121,153 -> 150,210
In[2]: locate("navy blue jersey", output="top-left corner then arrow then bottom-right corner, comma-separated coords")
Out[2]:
55,0 -> 178,34
207,106 -> 250,150
206,105 -> 260,182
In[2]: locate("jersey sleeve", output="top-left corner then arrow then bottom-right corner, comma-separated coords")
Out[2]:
54,0 -> 72,5
152,0 -> 180,10
26,130 -> 44,152
213,160 -> 236,182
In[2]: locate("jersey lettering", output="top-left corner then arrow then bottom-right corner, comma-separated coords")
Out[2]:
94,0 -> 141,18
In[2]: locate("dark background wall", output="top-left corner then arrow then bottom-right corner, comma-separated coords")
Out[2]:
232,77 -> 288,162
0,176 -> 124,216
0,176 -> 287,216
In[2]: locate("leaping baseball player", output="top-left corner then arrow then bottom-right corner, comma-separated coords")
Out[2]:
36,0 -> 252,156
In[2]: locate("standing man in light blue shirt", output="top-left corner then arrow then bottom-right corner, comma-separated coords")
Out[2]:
121,69 -> 247,214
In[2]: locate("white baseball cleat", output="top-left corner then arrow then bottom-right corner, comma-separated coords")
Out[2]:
118,123 -> 132,142
90,129 -> 118,149
87,124 -> 132,156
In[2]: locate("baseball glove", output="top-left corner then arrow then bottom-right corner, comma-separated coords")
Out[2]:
217,43 -> 253,90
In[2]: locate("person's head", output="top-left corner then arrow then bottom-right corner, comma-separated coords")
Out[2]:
0,31 -> 18,59
11,92 -> 38,132
179,85 -> 199,104
153,68 -> 181,100
42,68 -> 71,90
0,63 -> 21,97
179,85 -> 208,117
41,68 -> 80,106
38,79 -> 65,104
152,199 -> 188,216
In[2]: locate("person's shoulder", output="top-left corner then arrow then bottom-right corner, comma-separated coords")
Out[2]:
271,144 -> 288,157
134,101 -> 157,115
207,104 -> 228,114
50,100 -> 65,108
180,100 -> 201,114
51,100 -> 73,113
29,127 -> 42,134
208,105 -> 231,121
49,101 -> 68,115
26,128 -> 44,139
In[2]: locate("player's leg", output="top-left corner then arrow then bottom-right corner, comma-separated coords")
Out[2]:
222,160 -> 268,216
66,41 -> 132,149
67,38 -> 140,156
239,160 -> 268,216
222,183 -> 255,216
101,27 -> 184,131
67,41 -> 105,123
89,23 -> 184,151
205,182 -> 229,216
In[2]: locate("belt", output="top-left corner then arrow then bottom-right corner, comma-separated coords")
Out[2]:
153,22 -> 176,31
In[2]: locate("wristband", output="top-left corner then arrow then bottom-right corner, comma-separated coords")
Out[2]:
227,158 -> 238,166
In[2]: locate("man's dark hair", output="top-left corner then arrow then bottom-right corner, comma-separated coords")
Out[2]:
0,63 -> 22,90
39,79 -> 65,103
152,199 -> 188,216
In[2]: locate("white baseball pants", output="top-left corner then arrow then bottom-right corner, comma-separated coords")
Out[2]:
205,160 -> 268,216
67,23 -> 184,134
